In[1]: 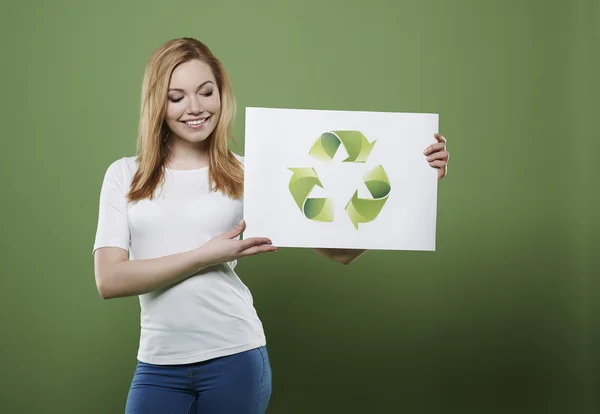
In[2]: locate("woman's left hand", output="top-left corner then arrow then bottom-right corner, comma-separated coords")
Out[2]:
424,133 -> 450,180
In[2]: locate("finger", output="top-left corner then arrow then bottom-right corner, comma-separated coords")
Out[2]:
438,167 -> 447,180
429,160 -> 448,179
428,160 -> 447,168
239,237 -> 272,250
219,220 -> 246,239
240,245 -> 279,257
434,133 -> 447,144
423,142 -> 446,155
426,150 -> 449,162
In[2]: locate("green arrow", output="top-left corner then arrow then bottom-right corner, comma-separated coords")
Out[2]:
288,168 -> 334,222
344,165 -> 391,230
309,131 -> 376,163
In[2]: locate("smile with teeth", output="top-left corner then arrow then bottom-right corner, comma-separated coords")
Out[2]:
182,116 -> 211,127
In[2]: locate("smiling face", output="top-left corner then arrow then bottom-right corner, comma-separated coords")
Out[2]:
165,59 -> 221,145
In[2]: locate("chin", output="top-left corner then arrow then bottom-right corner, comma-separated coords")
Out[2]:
181,131 -> 212,143
171,123 -> 216,144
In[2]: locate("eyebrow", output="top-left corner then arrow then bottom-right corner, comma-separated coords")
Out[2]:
168,80 -> 214,93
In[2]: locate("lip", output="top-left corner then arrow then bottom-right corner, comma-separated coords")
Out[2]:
180,116 -> 211,130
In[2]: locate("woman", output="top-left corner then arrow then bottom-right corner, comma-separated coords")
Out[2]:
92,37 -> 449,414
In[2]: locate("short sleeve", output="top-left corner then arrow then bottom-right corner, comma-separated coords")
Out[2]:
92,158 -> 131,255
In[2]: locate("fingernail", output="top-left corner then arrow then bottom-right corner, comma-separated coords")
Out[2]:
427,156 -> 432,160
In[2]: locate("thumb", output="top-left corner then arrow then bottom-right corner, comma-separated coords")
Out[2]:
221,219 -> 245,239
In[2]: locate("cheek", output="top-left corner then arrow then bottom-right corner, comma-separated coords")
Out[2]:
166,104 -> 182,122
209,95 -> 222,114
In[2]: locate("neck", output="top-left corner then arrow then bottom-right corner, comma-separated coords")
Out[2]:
166,136 -> 210,170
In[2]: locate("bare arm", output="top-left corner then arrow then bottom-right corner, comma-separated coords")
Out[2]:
312,248 -> 367,265
95,246 -> 209,299
94,220 -> 277,299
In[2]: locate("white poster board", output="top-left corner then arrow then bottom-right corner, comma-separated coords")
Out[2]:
242,107 -> 439,251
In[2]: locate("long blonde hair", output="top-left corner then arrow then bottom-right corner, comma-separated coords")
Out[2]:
127,38 -> 243,202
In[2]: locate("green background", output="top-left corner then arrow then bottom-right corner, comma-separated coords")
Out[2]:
1,0 -> 597,413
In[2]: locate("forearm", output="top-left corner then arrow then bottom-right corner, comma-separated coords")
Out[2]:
312,248 -> 367,265
97,247 -> 212,299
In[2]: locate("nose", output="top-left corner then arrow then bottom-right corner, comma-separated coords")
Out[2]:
187,95 -> 204,115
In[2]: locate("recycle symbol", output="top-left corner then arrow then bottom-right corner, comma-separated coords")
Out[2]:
288,131 -> 391,230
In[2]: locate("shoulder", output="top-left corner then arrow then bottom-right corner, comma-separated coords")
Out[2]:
103,156 -> 137,184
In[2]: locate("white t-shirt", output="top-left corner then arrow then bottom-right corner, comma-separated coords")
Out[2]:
92,155 -> 266,365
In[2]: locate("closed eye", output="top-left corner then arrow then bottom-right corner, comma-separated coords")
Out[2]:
168,91 -> 212,102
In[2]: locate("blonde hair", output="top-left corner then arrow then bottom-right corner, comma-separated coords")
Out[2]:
127,37 -> 243,202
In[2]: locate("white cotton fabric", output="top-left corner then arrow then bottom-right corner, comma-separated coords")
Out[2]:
92,155 -> 266,365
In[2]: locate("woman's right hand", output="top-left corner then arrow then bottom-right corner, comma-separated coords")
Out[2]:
199,219 -> 278,267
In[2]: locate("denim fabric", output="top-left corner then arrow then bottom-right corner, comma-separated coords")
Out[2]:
125,346 -> 272,414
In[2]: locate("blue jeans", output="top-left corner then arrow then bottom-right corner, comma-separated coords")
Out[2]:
125,346 -> 272,414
